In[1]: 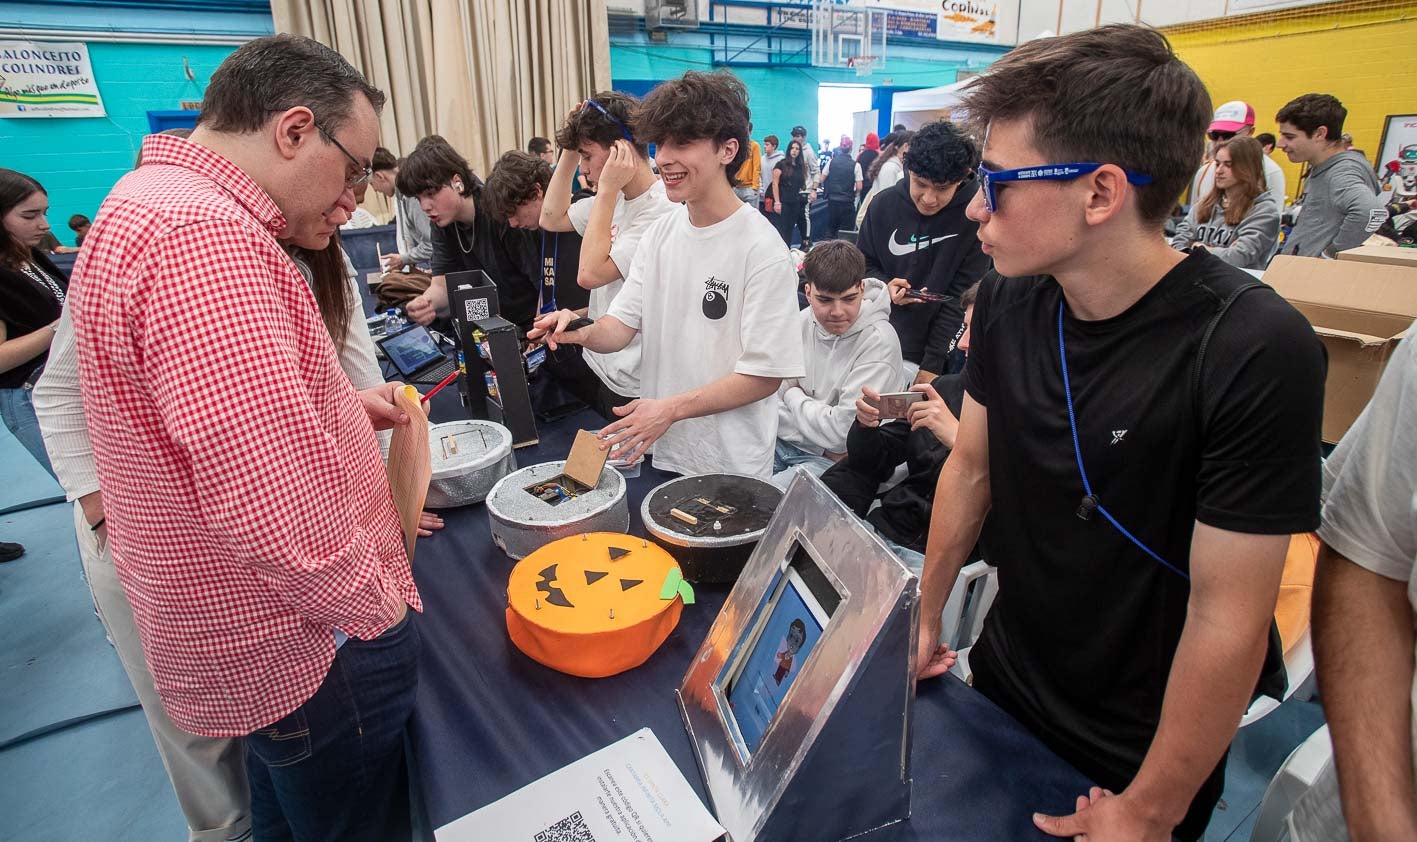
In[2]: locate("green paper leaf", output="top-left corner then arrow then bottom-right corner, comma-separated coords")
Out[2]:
677,579 -> 696,605
659,567 -> 683,600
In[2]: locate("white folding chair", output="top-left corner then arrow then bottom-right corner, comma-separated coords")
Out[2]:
1250,724 -> 1333,842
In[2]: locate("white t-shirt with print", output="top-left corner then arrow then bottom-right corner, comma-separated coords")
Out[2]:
607,202 -> 806,478
567,179 -> 677,397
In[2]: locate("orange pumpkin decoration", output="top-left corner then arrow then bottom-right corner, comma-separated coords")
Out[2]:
506,532 -> 685,678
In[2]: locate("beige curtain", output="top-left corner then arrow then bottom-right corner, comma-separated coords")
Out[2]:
272,0 -> 610,212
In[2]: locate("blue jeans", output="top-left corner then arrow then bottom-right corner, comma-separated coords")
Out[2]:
247,611 -> 421,842
869,520 -> 926,575
0,386 -> 56,479
771,439 -> 836,490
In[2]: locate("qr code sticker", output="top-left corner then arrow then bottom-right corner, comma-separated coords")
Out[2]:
534,811 -> 596,842
464,297 -> 490,322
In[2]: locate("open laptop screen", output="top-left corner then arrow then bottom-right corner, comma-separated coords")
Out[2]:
380,325 -> 444,376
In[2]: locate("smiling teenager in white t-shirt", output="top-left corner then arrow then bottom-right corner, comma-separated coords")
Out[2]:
538,91 -> 676,418
531,71 -> 805,478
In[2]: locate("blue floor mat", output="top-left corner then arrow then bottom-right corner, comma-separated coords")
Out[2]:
0,708 -> 186,841
0,502 -> 137,746
0,426 -> 63,513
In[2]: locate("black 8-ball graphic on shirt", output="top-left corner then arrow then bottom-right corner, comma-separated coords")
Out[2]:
702,276 -> 729,320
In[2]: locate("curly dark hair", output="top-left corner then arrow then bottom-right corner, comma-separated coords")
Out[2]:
483,151 -> 553,221
556,91 -> 648,158
635,70 -> 751,185
396,135 -> 476,197
902,121 -> 977,186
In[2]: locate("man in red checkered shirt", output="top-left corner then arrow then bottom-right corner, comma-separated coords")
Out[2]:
68,35 -> 422,841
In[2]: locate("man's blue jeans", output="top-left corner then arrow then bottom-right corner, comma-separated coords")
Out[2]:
771,439 -> 836,490
247,611 -> 420,842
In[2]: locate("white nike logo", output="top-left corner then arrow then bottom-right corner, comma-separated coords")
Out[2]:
887,230 -> 958,256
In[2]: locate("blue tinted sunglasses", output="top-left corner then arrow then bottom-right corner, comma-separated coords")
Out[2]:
976,162 -> 1154,213
584,99 -> 634,144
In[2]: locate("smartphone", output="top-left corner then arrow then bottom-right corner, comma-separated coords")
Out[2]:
563,316 -> 595,331
869,391 -> 925,420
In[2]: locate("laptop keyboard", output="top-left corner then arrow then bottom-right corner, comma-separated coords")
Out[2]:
416,358 -> 458,383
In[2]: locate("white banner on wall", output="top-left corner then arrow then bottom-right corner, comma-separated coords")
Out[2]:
0,41 -> 105,118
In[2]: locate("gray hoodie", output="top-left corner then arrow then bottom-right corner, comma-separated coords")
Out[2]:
1284,149 -> 1386,258
761,149 -> 785,195
1170,189 -> 1280,270
777,278 -> 903,455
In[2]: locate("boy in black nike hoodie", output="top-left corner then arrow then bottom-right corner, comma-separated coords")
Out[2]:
857,120 -> 989,386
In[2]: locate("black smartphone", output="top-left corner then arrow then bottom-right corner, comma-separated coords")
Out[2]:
902,289 -> 954,304
563,316 -> 595,331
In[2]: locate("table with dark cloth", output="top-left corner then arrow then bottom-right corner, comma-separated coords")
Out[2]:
407,390 -> 1093,840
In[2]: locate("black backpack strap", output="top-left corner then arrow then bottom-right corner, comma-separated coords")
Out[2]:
1189,279 -> 1292,703
1191,282 -> 1265,430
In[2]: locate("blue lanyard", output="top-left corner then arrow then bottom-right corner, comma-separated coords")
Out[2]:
538,231 -> 558,315
1057,301 -> 1189,581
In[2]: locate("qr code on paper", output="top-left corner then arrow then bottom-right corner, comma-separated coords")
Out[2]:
534,811 -> 596,842
464,297 -> 490,322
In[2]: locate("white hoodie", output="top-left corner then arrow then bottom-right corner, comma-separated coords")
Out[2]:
777,278 -> 903,454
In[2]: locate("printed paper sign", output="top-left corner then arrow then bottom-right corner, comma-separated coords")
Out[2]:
0,41 -> 105,118
436,728 -> 725,842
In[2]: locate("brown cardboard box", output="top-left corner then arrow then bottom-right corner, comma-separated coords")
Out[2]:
1335,245 -> 1417,269
1265,255 -> 1417,443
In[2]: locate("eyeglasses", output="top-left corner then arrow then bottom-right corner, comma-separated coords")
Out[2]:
975,162 -> 1155,213
1208,130 -> 1237,142
316,123 -> 373,188
583,99 -> 635,144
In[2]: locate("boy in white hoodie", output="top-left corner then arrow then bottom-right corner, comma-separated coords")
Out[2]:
773,240 -> 904,485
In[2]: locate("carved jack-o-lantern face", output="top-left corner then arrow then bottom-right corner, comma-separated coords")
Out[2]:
507,532 -> 686,678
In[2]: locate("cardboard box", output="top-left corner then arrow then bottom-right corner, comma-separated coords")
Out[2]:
1335,245 -> 1417,269
1264,255 -> 1417,443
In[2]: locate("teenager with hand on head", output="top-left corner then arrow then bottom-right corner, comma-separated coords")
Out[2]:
1276,93 -> 1386,258
483,149 -> 611,416
914,25 -> 1325,842
398,136 -> 540,332
1170,137 -> 1280,270
530,71 -> 805,478
857,120 -> 988,387
759,134 -> 783,206
369,147 -> 434,272
536,92 -> 677,419
771,240 -> 902,486
821,280 -> 978,574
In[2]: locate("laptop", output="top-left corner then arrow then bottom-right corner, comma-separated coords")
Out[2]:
376,324 -> 459,385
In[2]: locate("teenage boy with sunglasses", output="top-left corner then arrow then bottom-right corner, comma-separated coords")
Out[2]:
1190,101 -> 1286,208
913,25 -> 1325,842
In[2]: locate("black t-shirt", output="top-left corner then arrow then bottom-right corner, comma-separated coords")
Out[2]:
962,252 -> 1324,793
1,249 -> 68,389
430,187 -> 539,332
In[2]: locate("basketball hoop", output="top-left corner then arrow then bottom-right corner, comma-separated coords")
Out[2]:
848,55 -> 878,77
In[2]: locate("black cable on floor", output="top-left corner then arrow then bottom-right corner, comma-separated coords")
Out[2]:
0,703 -> 143,753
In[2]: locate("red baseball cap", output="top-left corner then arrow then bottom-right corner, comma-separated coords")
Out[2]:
1209,100 -> 1256,133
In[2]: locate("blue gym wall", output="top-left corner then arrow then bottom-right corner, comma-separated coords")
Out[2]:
0,1 -> 272,245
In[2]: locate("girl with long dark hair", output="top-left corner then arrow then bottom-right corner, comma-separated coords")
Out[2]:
770,139 -> 810,247
0,169 -> 66,477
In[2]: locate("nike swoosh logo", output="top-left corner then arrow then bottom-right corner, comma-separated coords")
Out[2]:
887,230 -> 958,256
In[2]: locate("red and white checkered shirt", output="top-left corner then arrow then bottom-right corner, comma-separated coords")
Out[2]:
70,134 -> 422,738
